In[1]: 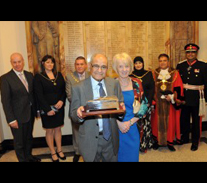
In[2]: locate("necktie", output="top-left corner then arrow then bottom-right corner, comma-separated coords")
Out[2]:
19,73 -> 29,92
98,82 -> 111,141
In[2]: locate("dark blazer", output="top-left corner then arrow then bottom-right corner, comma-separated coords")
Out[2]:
0,69 -> 36,124
70,77 -> 124,162
176,60 -> 207,106
34,72 -> 66,114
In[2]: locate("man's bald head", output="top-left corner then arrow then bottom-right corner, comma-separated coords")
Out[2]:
10,53 -> 25,72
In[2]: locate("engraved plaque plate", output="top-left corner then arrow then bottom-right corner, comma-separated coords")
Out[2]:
85,96 -> 119,112
82,96 -> 125,117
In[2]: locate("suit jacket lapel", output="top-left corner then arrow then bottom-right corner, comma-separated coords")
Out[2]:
85,71 -> 90,79
83,77 -> 93,102
73,71 -> 79,81
10,70 -> 29,93
10,70 -> 24,89
104,77 -> 113,96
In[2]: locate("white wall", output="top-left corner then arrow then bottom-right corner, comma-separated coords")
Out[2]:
198,21 -> 207,61
0,21 -> 72,142
0,21 -> 207,142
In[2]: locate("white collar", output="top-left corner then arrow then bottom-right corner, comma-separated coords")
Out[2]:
90,76 -> 105,89
158,68 -> 171,80
78,72 -> 85,77
13,69 -> 24,76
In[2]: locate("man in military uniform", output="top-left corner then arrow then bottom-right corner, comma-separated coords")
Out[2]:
176,43 -> 207,151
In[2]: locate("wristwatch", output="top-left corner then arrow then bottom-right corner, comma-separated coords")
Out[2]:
129,119 -> 133,126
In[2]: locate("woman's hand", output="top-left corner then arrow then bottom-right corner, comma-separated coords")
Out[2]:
54,100 -> 64,109
117,120 -> 130,133
47,110 -> 55,116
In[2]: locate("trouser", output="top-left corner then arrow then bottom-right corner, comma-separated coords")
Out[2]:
71,120 -> 80,155
93,134 -> 117,162
180,105 -> 201,145
10,115 -> 34,162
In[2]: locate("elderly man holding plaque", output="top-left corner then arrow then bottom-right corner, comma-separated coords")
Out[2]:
70,54 -> 125,162
151,54 -> 184,151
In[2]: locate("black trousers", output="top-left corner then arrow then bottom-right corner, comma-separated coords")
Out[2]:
180,105 -> 200,145
10,115 -> 35,162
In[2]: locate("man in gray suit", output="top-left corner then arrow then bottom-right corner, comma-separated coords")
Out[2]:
0,53 -> 40,162
65,56 -> 90,162
70,54 -> 125,162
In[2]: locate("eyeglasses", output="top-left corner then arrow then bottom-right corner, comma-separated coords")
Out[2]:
91,64 -> 108,70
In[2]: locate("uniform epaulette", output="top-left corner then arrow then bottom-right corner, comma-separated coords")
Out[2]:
178,59 -> 187,64
198,59 -> 207,63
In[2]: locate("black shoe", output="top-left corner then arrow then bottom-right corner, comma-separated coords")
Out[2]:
181,136 -> 189,144
191,144 -> 198,151
73,154 -> 81,162
175,139 -> 183,145
153,143 -> 159,150
181,139 -> 189,144
56,151 -> 66,160
167,145 -> 176,152
51,153 -> 59,162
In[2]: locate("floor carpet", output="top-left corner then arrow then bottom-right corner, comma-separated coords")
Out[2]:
1,132 -> 207,162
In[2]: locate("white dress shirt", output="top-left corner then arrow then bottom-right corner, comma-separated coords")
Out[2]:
13,69 -> 28,83
90,76 -> 107,132
78,72 -> 86,81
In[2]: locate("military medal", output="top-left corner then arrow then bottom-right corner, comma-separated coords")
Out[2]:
187,66 -> 192,71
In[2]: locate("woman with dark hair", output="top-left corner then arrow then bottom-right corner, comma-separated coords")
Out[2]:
130,56 -> 155,153
34,55 -> 66,162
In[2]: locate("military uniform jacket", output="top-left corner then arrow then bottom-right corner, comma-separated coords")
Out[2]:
176,59 -> 207,106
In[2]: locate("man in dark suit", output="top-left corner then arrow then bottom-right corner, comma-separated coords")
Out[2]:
0,53 -> 40,162
65,56 -> 90,162
70,54 -> 125,162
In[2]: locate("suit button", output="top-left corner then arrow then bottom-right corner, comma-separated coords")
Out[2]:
96,136 -> 98,139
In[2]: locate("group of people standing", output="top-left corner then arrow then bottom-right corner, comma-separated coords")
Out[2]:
0,43 -> 207,162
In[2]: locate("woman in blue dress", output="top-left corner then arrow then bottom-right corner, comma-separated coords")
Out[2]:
112,53 -> 148,162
